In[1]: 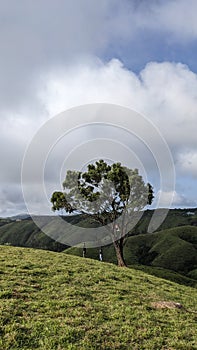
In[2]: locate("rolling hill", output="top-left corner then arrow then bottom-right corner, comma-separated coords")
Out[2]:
0,209 -> 197,287
0,245 -> 196,350
66,225 -> 197,286
0,218 -> 68,251
0,208 -> 197,249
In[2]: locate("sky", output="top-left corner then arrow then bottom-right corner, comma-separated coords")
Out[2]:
0,0 -> 197,217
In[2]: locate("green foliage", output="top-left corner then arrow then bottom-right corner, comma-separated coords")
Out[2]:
51,160 -> 153,266
53,160 -> 153,217
0,245 -> 197,350
51,191 -> 73,213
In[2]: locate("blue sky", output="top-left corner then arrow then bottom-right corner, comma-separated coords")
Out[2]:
0,0 -> 197,216
113,33 -> 197,74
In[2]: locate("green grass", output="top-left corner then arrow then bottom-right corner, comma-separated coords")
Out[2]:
125,226 -> 197,274
129,265 -> 197,288
66,243 -> 197,287
0,245 -> 197,349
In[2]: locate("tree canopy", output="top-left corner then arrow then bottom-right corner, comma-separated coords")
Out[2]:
51,160 -> 153,266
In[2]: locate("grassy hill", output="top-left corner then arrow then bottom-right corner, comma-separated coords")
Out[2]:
66,226 -> 197,286
0,214 -> 102,251
0,219 -> 68,252
0,245 -> 196,350
125,226 -> 197,272
0,210 -> 197,288
125,208 -> 197,234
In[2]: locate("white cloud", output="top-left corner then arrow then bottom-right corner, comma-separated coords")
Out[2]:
1,0 -> 197,115
132,0 -> 197,42
1,0 -> 197,119
0,184 -> 25,217
2,57 -> 197,215
178,151 -> 197,177
0,0 -> 135,112
152,0 -> 197,41
156,190 -> 196,208
40,58 -> 197,155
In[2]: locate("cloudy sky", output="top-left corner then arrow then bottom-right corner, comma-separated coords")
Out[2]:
1,0 -> 197,217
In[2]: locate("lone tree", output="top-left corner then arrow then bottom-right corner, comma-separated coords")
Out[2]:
51,160 -> 153,267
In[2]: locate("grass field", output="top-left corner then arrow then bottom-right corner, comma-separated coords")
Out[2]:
0,245 -> 196,349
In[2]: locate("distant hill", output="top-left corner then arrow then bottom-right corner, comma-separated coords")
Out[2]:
0,245 -> 196,350
130,208 -> 197,234
0,208 -> 197,244
0,218 -> 68,252
8,213 -> 31,220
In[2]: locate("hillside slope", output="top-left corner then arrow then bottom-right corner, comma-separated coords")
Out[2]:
0,219 -> 68,251
66,226 -> 197,282
125,225 -> 197,272
133,208 -> 197,233
0,245 -> 196,350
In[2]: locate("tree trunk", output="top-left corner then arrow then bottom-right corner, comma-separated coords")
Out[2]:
113,239 -> 127,267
